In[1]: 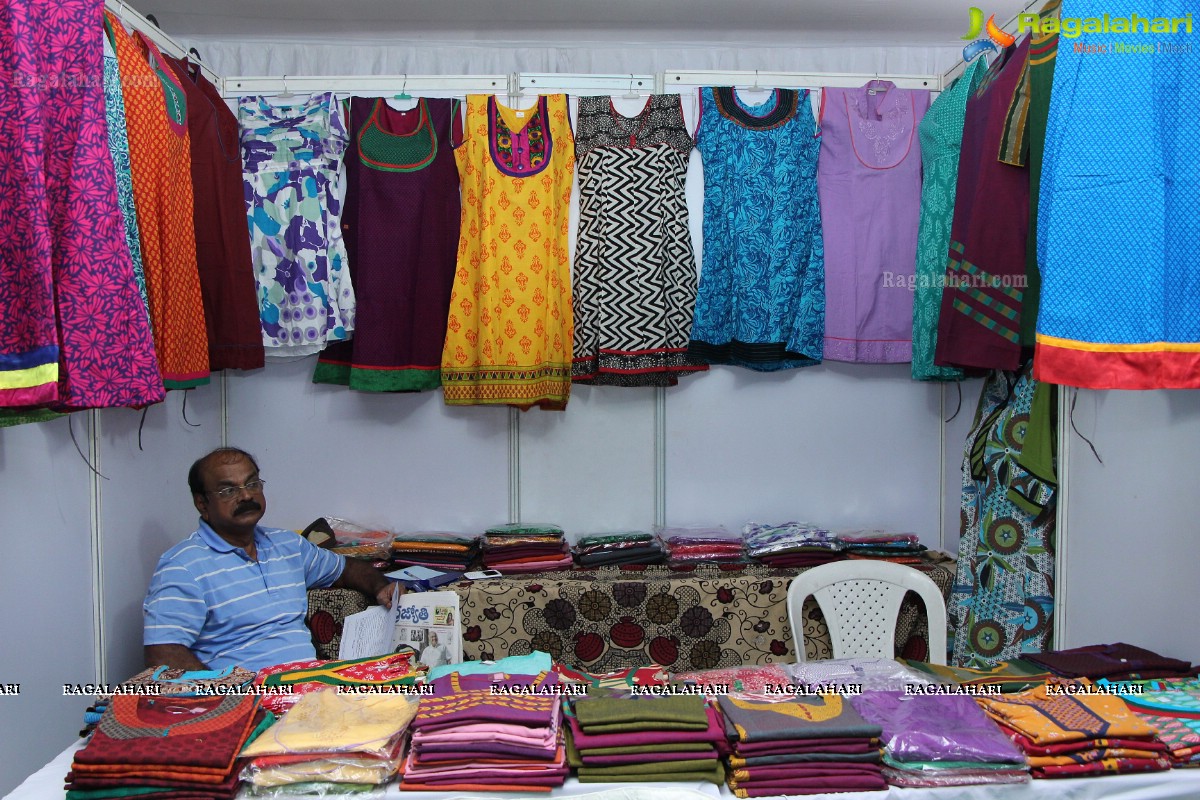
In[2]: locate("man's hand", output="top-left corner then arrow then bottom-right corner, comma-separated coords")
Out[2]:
377,581 -> 404,609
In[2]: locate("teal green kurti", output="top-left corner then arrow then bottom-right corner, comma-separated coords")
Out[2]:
911,58 -> 986,381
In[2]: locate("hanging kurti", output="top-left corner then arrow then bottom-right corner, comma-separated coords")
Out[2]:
818,81 -> 930,364
949,360 -> 1057,668
164,55 -> 264,372
107,14 -> 210,389
1035,0 -> 1199,389
911,59 -> 986,381
934,36 -> 1031,372
1003,0 -> 1062,347
314,97 -> 461,391
240,92 -> 355,357
441,94 -> 575,410
0,1 -> 162,414
571,94 -> 706,387
102,34 -> 149,325
689,87 -> 825,371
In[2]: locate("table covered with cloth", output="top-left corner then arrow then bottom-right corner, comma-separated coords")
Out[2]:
307,555 -> 954,672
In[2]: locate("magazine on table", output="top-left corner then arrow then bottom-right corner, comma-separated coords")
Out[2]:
338,585 -> 462,669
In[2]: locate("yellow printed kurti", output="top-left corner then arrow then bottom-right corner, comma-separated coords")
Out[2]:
442,94 -> 574,410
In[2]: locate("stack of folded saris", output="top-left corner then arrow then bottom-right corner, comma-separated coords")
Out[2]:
239,688 -> 417,795
976,681 -> 1172,778
252,652 -> 421,715
716,693 -> 887,796
483,523 -> 572,573
66,693 -> 264,800
839,530 -> 928,563
850,691 -> 1029,787
400,669 -> 568,791
566,694 -> 727,784
742,522 -> 843,568
390,531 -> 479,571
573,531 -> 664,567
1102,678 -> 1200,767
657,525 -> 745,567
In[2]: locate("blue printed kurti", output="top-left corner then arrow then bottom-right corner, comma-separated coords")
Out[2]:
239,92 -> 354,356
688,87 -> 825,371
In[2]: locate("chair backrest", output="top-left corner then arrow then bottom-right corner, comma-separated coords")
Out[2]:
787,560 -> 948,665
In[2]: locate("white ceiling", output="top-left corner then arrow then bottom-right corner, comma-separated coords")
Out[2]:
128,0 -> 1035,46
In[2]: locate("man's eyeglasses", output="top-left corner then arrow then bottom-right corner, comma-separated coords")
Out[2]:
208,479 -> 266,501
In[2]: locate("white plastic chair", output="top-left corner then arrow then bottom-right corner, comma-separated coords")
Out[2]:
787,560 -> 948,665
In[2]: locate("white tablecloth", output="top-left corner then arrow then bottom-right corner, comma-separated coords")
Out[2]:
11,740 -> 1200,800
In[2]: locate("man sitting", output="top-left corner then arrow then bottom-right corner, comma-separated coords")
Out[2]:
143,447 -> 396,672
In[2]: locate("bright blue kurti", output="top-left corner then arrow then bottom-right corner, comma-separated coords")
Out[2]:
688,87 -> 825,371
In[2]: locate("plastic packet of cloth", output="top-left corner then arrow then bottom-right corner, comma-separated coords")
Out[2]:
782,658 -> 939,692
654,524 -> 740,545
246,781 -> 387,797
882,766 -> 1031,787
302,517 -> 394,558
241,687 -> 418,759
241,737 -> 406,788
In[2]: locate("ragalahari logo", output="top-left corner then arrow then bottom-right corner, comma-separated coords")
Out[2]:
962,7 -> 1017,60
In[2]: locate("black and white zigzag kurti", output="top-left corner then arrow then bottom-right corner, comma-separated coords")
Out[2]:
571,95 -> 706,386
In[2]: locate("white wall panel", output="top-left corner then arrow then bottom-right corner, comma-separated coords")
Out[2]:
0,417 -> 95,796
665,363 -> 944,541
518,386 -> 658,535
941,377 -> 984,554
97,387 -> 224,683
1060,389 -> 1200,663
225,358 -> 510,533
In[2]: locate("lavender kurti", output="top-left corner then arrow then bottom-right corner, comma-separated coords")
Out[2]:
818,81 -> 929,363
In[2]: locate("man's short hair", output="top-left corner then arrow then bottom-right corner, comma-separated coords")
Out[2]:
188,447 -> 260,497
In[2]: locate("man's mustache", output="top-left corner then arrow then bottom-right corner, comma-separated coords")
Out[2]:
234,500 -> 262,515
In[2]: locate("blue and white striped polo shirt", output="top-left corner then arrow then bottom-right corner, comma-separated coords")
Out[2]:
143,520 -> 345,672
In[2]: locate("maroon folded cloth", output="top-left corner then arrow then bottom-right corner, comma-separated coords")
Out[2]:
732,763 -> 883,781
414,742 -> 559,761
565,705 -> 727,750
1020,643 -> 1193,681
413,692 -> 559,732
581,748 -> 717,766
729,775 -> 889,796
1033,756 -> 1172,779
733,738 -> 878,757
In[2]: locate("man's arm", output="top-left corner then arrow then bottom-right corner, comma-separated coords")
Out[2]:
333,557 -> 398,607
145,644 -> 208,670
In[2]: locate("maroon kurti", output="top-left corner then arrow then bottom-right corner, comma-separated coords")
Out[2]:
163,56 -> 264,371
313,97 -> 461,391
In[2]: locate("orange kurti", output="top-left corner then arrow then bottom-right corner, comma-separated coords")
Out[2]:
106,13 -> 209,389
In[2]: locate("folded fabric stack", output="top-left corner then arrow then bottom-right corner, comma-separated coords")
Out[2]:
1020,642 -> 1196,682
1105,678 -> 1200,767
566,695 -> 727,784
253,652 -> 421,715
66,694 -> 264,800
390,531 -> 479,570
80,665 -> 258,737
483,523 -> 572,573
742,522 -> 844,568
716,693 -> 887,796
674,664 -> 793,695
839,530 -> 928,563
899,658 -> 1052,693
573,531 -> 665,567
401,669 -> 568,791
850,691 -> 1029,787
239,688 -> 417,796
976,681 -> 1172,778
657,525 -> 745,568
